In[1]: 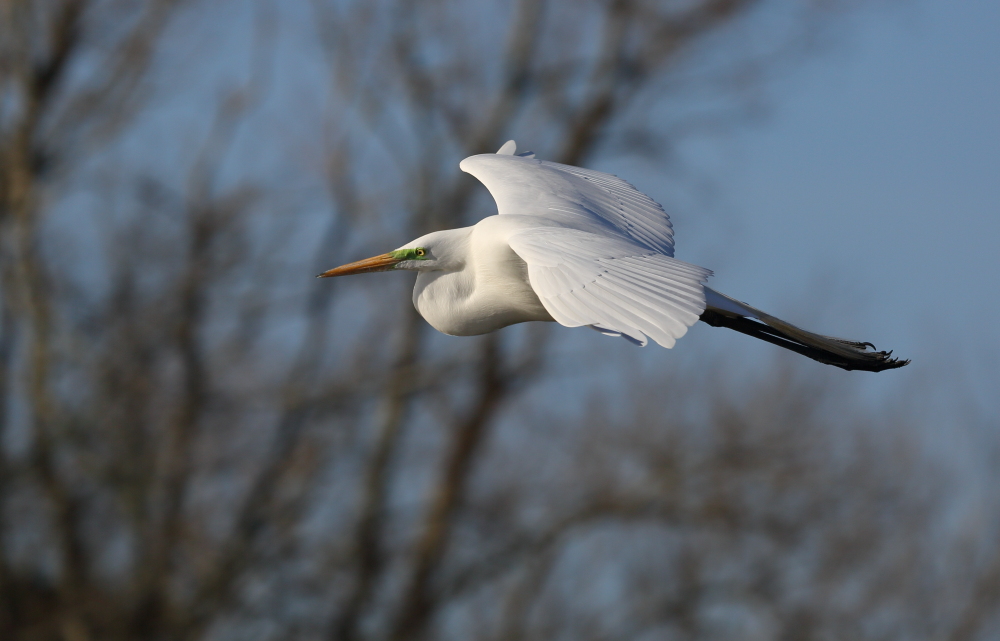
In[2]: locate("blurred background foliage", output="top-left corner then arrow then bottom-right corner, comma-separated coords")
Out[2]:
0,1 -> 998,640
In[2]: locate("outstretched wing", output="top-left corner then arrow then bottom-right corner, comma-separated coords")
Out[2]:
460,143 -> 676,256
507,228 -> 711,348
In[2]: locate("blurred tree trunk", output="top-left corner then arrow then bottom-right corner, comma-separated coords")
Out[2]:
0,1 -> 179,639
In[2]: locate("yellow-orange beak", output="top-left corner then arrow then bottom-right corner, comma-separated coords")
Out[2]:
317,253 -> 401,278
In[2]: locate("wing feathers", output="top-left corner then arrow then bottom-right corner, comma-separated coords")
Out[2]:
460,147 -> 710,348
581,282 -> 678,340
508,228 -> 710,348
460,153 -> 676,256
600,273 -> 701,320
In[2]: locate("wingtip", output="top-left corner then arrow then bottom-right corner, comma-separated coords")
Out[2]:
496,140 -> 517,155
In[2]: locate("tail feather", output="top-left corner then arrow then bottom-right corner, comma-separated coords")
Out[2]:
700,288 -> 910,373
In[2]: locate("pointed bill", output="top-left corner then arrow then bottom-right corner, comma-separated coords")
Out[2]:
317,253 -> 401,278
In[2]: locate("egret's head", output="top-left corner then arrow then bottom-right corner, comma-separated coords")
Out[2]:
317,229 -> 467,278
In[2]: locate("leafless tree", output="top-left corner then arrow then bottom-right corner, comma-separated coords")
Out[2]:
0,1 -> 997,641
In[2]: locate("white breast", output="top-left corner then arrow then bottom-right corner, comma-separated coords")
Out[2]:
412,216 -> 553,336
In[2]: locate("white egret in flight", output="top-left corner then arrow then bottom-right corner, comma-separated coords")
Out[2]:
320,141 -> 908,372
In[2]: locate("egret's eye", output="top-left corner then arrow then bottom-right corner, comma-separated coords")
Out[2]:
415,248 -> 426,257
